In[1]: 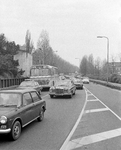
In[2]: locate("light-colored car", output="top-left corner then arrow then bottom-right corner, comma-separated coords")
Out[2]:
49,79 -> 76,98
82,77 -> 89,84
72,77 -> 83,89
18,80 -> 43,95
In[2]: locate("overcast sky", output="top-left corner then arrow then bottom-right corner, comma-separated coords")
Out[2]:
1,0 -> 121,66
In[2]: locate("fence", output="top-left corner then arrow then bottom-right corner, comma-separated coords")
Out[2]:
0,78 -> 26,89
90,79 -> 121,90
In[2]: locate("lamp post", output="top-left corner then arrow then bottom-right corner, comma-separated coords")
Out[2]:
97,36 -> 109,84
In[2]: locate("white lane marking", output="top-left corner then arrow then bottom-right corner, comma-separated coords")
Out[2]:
60,89 -> 88,150
85,107 -> 109,113
87,93 -> 93,96
84,87 -> 121,121
87,99 -> 98,102
60,87 -> 121,150
66,128 -> 121,150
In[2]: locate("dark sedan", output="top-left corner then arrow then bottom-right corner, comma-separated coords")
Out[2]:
0,89 -> 46,141
18,80 -> 43,95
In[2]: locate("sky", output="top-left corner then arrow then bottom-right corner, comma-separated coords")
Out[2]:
0,0 -> 121,67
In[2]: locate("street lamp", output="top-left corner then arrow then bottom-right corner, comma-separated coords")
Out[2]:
97,36 -> 109,84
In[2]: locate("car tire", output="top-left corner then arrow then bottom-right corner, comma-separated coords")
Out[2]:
10,121 -> 21,141
50,95 -> 54,98
37,108 -> 44,122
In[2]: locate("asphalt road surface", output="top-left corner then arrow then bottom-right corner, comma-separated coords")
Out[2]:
1,83 -> 121,150
0,89 -> 86,150
62,83 -> 121,150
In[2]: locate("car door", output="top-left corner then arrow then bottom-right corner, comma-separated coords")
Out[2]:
21,92 -> 35,126
30,91 -> 42,118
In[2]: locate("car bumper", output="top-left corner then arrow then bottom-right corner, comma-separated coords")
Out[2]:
41,85 -> 50,88
49,92 -> 71,96
0,128 -> 11,133
83,82 -> 89,84
75,84 -> 83,88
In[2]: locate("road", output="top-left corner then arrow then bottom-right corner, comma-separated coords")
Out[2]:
0,89 -> 86,150
1,83 -> 121,150
62,83 -> 121,150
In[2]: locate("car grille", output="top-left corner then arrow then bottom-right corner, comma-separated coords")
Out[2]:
55,89 -> 64,94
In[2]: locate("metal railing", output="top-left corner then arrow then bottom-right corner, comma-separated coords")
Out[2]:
0,78 -> 26,89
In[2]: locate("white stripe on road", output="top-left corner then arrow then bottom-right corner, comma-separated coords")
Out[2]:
66,128 -> 121,150
87,93 -> 93,96
60,89 -> 88,150
60,87 -> 121,150
85,88 -> 121,121
85,107 -> 109,113
87,99 -> 98,102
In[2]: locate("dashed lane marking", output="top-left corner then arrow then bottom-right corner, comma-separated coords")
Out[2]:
66,128 -> 121,150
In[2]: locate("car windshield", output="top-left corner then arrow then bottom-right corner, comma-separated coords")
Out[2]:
55,81 -> 70,87
0,93 -> 21,107
20,81 -> 35,87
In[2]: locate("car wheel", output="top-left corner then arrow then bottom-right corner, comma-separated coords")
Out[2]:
37,108 -> 44,122
50,95 -> 54,98
10,121 -> 21,141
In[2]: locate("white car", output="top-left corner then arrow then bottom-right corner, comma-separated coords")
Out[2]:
82,77 -> 89,84
49,79 -> 76,98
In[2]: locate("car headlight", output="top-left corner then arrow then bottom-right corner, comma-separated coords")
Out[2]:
0,116 -> 7,124
50,87 -> 55,92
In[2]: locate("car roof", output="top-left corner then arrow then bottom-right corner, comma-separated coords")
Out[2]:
0,88 -> 37,94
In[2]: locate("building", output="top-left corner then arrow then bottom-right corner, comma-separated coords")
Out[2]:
14,45 -> 33,77
109,62 -> 121,75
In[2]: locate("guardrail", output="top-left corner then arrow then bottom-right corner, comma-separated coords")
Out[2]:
0,78 -> 26,89
90,79 -> 121,90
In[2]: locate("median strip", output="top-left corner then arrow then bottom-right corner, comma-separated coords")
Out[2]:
66,128 -> 121,150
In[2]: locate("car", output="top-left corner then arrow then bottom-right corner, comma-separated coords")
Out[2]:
49,79 -> 76,98
0,88 -> 46,141
82,77 -> 89,84
18,80 -> 43,95
72,77 -> 83,89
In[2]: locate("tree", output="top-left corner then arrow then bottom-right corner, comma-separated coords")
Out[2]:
87,54 -> 94,75
80,55 -> 88,76
0,34 -> 21,77
25,30 -> 34,55
94,57 -> 101,78
37,30 -> 51,65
